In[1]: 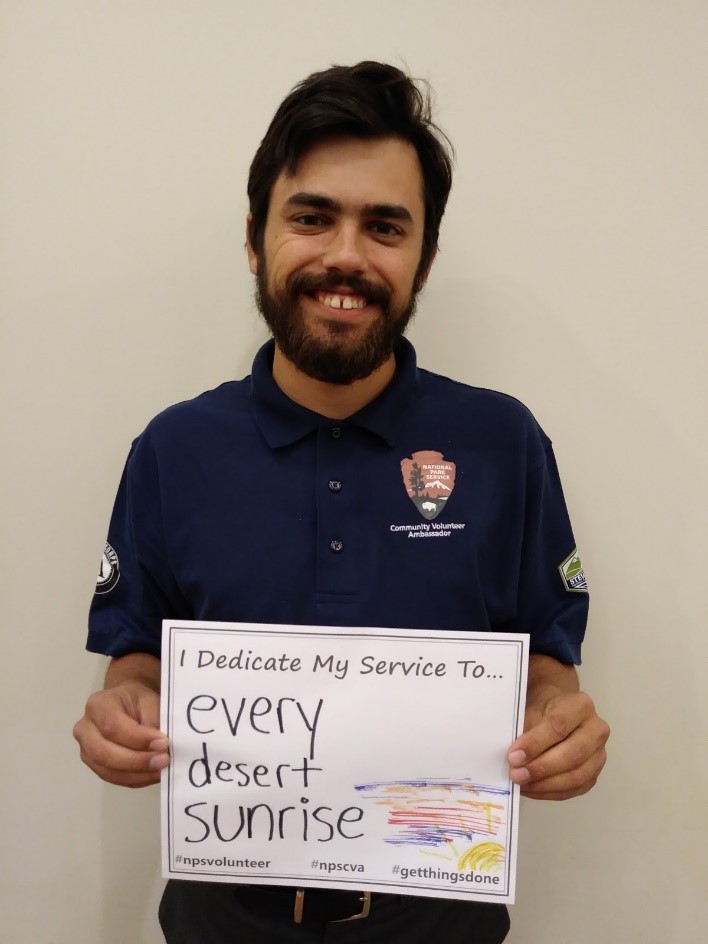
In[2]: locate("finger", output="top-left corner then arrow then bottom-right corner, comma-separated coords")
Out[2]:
512,716 -> 607,784
74,716 -> 169,773
84,691 -> 165,752
78,747 -> 164,788
519,748 -> 607,800
509,692 -> 597,765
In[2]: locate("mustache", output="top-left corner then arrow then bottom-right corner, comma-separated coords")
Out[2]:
285,271 -> 392,308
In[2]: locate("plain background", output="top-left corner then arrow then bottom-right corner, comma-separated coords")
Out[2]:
2,2 -> 706,942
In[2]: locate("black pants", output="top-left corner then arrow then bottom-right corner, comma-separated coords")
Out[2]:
159,881 -> 510,943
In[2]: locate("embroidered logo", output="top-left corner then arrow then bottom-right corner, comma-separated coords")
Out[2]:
96,542 -> 120,595
559,549 -> 588,593
400,450 -> 456,520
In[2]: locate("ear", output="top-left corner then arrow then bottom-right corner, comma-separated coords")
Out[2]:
245,214 -> 258,275
414,244 -> 438,292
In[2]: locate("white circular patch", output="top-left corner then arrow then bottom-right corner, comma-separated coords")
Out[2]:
96,542 -> 120,594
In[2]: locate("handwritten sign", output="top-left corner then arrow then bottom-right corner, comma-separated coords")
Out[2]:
161,621 -> 528,904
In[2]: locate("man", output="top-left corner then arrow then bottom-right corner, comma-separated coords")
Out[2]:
74,61 -> 609,943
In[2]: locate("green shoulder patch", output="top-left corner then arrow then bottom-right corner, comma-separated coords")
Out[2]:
559,549 -> 588,593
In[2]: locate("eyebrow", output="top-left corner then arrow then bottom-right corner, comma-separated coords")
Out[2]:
284,191 -> 414,224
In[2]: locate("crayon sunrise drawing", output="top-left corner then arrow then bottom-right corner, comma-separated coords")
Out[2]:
354,779 -> 509,872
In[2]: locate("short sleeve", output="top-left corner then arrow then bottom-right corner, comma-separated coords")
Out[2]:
87,431 -> 191,658
516,440 -> 588,665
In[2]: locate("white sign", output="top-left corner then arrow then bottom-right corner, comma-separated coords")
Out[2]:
161,621 -> 528,904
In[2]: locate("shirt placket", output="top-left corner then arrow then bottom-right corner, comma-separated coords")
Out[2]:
315,422 -> 358,604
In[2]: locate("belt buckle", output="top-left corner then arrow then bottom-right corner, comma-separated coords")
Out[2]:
293,888 -> 372,924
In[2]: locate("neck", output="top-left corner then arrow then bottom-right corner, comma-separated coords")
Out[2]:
272,347 -> 396,419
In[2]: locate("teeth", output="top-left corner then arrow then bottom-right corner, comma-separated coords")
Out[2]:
315,292 -> 367,311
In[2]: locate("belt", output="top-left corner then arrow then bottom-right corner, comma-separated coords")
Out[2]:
237,884 -> 372,924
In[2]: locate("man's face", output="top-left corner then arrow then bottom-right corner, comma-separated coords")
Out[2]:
248,135 -> 430,385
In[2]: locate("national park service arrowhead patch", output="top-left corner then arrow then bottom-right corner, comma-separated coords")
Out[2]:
96,542 -> 120,595
400,450 -> 456,520
559,549 -> 588,593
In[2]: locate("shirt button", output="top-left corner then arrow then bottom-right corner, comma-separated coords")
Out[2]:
331,427 -> 342,439
329,539 -> 344,553
328,480 -> 342,492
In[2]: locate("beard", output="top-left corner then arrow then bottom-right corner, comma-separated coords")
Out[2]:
254,263 -> 419,385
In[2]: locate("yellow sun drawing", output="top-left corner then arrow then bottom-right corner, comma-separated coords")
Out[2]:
422,840 -> 505,873
457,842 -> 505,872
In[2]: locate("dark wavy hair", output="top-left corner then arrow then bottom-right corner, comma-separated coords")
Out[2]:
247,61 -> 454,280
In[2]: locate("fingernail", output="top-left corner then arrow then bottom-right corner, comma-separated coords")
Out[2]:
149,754 -> 169,770
149,738 -> 168,752
510,767 -> 530,784
508,749 -> 526,766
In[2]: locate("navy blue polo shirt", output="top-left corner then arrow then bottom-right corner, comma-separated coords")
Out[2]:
88,339 -> 587,663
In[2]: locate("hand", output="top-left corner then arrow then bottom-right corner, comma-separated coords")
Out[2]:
507,691 -> 609,800
73,681 -> 169,788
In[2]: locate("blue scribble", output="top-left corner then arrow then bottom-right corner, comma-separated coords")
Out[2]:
354,778 -> 510,796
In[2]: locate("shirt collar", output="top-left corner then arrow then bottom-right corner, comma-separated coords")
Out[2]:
248,338 -> 420,449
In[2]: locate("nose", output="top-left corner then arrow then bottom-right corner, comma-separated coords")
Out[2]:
321,222 -> 367,275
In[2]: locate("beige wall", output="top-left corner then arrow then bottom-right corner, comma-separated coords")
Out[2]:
2,2 -> 706,941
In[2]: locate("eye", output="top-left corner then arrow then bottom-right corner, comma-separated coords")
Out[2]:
369,221 -> 403,238
293,214 -> 328,227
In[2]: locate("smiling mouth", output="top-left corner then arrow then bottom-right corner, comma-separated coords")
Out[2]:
311,291 -> 369,311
